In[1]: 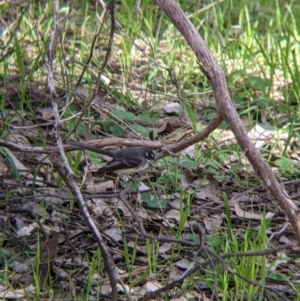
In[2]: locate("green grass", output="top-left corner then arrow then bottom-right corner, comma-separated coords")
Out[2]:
1,0 -> 299,299
207,193 -> 269,300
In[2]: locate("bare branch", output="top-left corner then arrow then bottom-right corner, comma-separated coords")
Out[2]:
52,157 -> 120,300
152,0 -> 300,240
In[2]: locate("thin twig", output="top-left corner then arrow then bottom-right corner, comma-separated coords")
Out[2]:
46,1 -> 120,299
47,0 -> 74,177
52,157 -> 120,301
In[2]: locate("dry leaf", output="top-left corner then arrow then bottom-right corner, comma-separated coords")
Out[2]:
85,181 -> 114,193
195,179 -> 221,201
203,214 -> 225,231
39,231 -> 60,287
164,209 -> 180,222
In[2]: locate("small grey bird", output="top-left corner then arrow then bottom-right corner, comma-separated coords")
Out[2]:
69,141 -> 154,174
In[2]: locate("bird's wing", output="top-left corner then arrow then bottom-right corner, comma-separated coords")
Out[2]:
99,157 -> 145,173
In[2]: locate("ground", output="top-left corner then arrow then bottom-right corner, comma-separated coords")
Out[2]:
0,0 -> 300,300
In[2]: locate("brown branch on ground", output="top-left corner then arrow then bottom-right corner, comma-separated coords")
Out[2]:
0,138 -> 163,154
157,112 -> 223,160
152,0 -> 300,241
52,157 -> 121,301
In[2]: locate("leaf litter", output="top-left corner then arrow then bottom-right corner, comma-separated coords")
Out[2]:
1,6 -> 300,300
1,100 -> 299,300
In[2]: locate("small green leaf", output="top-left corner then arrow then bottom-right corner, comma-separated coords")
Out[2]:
85,151 -> 106,166
111,109 -> 136,121
247,76 -> 271,90
267,272 -> 288,281
186,233 -> 200,243
142,192 -> 168,208
254,97 -> 275,108
184,103 -> 197,130
75,123 -> 85,135
109,125 -> 124,137
0,148 -> 19,179
274,158 -> 294,170
130,124 -> 151,137
203,158 -> 221,169
140,111 -> 160,123
179,157 -> 196,168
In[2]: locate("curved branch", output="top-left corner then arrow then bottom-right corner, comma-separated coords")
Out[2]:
153,0 -> 300,240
